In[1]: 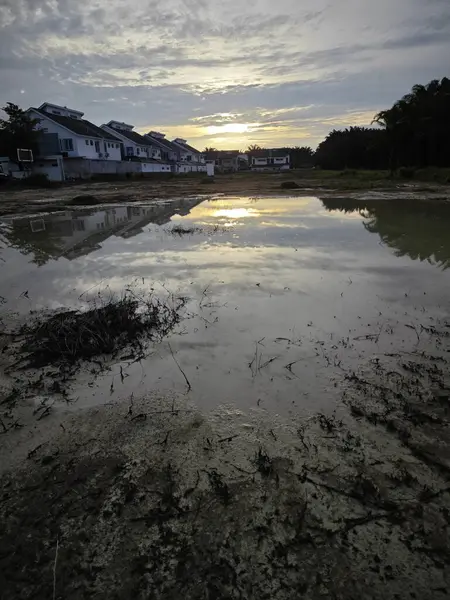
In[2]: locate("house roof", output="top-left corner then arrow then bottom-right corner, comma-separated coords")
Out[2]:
39,102 -> 84,118
172,140 -> 202,155
30,108 -> 121,142
105,126 -> 155,147
144,134 -> 181,155
250,149 -> 290,158
205,150 -> 240,160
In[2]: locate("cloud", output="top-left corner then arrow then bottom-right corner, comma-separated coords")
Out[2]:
0,0 -> 449,148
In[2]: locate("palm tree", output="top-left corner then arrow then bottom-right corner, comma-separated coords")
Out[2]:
246,144 -> 262,153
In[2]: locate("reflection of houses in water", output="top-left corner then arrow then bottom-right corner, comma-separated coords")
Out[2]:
321,198 -> 450,270
1,197 -> 203,264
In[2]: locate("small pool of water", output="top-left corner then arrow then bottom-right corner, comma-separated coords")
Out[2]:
1,195 -> 449,415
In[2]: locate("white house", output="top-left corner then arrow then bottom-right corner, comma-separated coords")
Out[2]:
250,149 -> 291,171
101,121 -> 172,174
144,132 -> 180,165
27,103 -> 123,161
171,138 -> 207,173
101,121 -> 161,161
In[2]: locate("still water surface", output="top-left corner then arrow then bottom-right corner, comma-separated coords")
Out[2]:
1,196 -> 449,415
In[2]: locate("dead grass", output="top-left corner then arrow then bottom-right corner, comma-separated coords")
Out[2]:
18,289 -> 187,369
165,224 -> 227,236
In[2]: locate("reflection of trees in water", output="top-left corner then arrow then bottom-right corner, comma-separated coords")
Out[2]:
321,198 -> 450,270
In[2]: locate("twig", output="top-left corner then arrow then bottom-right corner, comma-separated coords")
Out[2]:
168,342 -> 191,393
339,511 -> 392,533
218,434 -> 239,443
53,537 -> 59,600
78,278 -> 106,299
285,360 -> 300,373
259,356 -> 278,371
128,392 -> 134,416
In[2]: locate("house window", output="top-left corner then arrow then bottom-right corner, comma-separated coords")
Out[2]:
85,140 -> 89,146
116,144 -> 119,149
95,141 -> 100,153
136,148 -> 140,155
52,110 -> 61,115
90,140 -> 93,146
61,138 -> 74,151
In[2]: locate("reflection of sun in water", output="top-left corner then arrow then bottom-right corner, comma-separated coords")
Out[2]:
213,208 -> 259,219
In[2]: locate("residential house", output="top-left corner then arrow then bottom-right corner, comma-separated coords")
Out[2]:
100,121 -> 171,174
204,150 -> 248,173
143,132 -> 180,171
26,102 -> 123,179
101,121 -> 160,160
144,132 -> 206,173
170,138 -> 206,173
250,149 -> 290,171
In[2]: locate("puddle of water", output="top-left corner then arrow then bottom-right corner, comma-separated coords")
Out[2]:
1,195 -> 449,416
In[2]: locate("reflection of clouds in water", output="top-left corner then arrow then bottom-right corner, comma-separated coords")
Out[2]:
2,195 -> 449,416
1,196 -> 449,316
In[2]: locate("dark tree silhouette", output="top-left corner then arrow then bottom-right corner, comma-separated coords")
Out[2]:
0,103 -> 41,161
372,77 -> 450,169
315,77 -> 450,171
315,127 -> 388,170
281,146 -> 314,168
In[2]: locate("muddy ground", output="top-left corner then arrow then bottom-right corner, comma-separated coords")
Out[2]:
1,189 -> 450,598
1,320 -> 449,599
0,172 -> 449,216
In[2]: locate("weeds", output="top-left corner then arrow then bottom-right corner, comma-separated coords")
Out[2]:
207,470 -> 230,505
17,289 -> 187,370
317,413 -> 342,433
166,225 -> 202,235
253,447 -> 274,477
165,224 -> 228,236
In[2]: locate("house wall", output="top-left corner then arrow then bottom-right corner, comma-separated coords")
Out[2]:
28,110 -> 122,161
77,137 -> 122,161
141,162 -> 171,173
144,136 -> 178,162
116,161 -> 171,174
64,158 -> 123,178
251,156 -> 290,170
32,156 -> 65,181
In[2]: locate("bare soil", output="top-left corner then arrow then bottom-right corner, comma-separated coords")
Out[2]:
0,334 -> 449,599
0,172 -> 449,216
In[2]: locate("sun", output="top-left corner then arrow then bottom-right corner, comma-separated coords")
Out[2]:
206,123 -> 249,134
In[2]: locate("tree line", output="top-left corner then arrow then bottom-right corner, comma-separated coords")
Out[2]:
314,77 -> 450,171
210,77 -> 450,172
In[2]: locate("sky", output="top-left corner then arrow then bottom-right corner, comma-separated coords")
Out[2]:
0,0 -> 449,150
